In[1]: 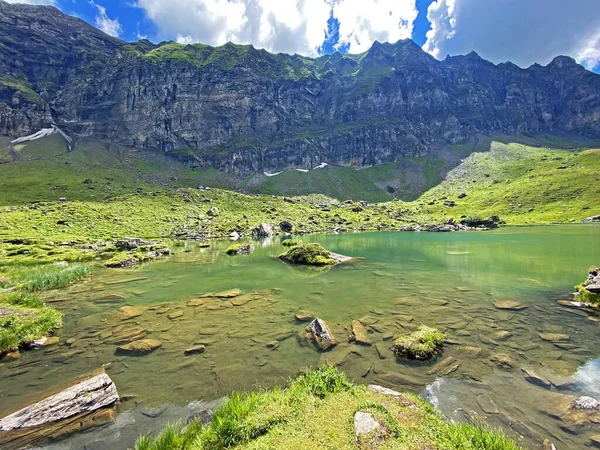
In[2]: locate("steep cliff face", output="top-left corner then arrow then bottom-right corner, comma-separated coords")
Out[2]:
1,1 -> 599,174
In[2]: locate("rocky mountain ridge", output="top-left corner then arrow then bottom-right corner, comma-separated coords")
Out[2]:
1,0 -> 600,174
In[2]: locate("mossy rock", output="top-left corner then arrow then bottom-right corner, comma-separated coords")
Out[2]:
279,243 -> 336,266
281,239 -> 298,247
574,266 -> 600,305
225,243 -> 254,255
393,325 -> 445,360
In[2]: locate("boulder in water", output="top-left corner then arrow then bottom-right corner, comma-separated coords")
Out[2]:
307,318 -> 337,351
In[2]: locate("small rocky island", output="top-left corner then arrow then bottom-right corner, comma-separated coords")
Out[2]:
278,243 -> 354,266
575,266 -> 600,305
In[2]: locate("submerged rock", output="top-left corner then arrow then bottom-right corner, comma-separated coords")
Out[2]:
116,305 -> 147,320
295,310 -> 314,322
225,243 -> 254,256
494,300 -> 528,310
350,320 -> 371,345
538,332 -> 570,342
184,345 -> 206,355
307,318 -> 337,351
118,339 -> 162,353
522,368 -> 551,388
213,289 -> 242,298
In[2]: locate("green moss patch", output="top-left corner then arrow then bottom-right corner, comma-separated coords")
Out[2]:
394,325 -> 445,360
281,239 -> 298,247
134,367 -> 522,450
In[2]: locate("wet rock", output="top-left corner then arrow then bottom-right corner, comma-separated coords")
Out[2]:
167,310 -> 184,320
140,404 -> 168,418
307,318 -> 337,351
354,411 -> 380,441
351,320 -> 371,345
118,339 -> 162,353
251,223 -> 273,237
184,345 -> 206,355
0,351 -> 20,362
490,353 -> 515,369
375,343 -> 387,359
494,330 -> 512,340
109,326 -> 146,344
186,299 -> 205,307
295,310 -> 314,322
266,341 -> 279,350
522,368 -> 551,388
462,346 -> 489,357
358,315 -> 379,326
230,295 -> 253,306
225,243 -> 254,255
538,333 -> 570,342
494,300 -> 528,310
590,435 -> 600,448
476,393 -> 499,414
213,289 -> 242,298
382,332 -> 394,341
116,306 -> 147,320
426,357 -> 459,376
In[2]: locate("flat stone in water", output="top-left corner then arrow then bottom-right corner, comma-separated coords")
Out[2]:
494,300 -> 528,310
186,299 -> 205,307
375,343 -> 387,359
494,330 -> 512,340
295,310 -> 314,322
118,339 -> 162,353
476,393 -> 499,414
351,320 -> 371,345
490,353 -> 515,369
167,310 -> 184,320
522,368 -> 551,388
117,306 -> 147,320
358,315 -> 379,326
213,289 -> 242,298
538,333 -> 570,342
184,345 -> 206,355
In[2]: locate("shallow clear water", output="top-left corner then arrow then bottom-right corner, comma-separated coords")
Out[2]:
2,225 -> 600,449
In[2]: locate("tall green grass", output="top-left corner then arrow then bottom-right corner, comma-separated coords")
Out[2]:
15,264 -> 90,291
0,304 -> 62,353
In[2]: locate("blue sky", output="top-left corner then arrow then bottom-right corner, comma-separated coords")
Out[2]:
11,0 -> 600,73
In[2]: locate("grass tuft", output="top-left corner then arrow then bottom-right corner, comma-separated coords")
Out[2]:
13,264 -> 90,291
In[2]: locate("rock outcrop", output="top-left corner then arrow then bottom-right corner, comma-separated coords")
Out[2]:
1,1 -> 600,174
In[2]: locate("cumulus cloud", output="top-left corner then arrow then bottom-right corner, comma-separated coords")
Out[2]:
424,0 -> 600,70
135,0 -> 331,56
333,0 -> 418,54
90,0 -> 122,38
135,0 -> 418,56
4,0 -> 56,4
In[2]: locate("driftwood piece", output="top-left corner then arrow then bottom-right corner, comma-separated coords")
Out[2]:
0,373 -> 119,448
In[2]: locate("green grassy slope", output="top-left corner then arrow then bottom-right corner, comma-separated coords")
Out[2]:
0,135 -> 237,205
419,142 -> 600,224
0,136 -> 598,235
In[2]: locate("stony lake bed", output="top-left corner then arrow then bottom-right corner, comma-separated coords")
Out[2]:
1,225 -> 600,450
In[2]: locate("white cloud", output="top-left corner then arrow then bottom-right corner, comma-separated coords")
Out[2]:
135,0 -> 331,56
333,0 -> 418,54
135,0 -> 418,56
90,0 -> 122,38
4,0 -> 56,4
424,0 -> 600,70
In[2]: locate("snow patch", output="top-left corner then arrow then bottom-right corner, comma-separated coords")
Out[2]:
11,127 -> 56,144
264,171 -> 281,177
294,169 -> 309,173
314,162 -> 328,169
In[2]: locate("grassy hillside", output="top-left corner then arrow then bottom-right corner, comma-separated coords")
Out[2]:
0,135 -> 598,240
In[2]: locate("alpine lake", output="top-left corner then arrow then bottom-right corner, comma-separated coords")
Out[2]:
1,225 -> 600,450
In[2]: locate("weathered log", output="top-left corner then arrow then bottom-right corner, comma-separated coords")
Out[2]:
0,373 -> 119,448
